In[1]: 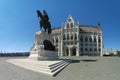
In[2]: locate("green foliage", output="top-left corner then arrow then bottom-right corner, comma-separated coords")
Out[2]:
109,53 -> 114,56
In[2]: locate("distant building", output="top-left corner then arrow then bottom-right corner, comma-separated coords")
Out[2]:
104,48 -> 118,56
51,15 -> 104,56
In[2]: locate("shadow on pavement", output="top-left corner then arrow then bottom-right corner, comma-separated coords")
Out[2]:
70,60 -> 80,63
70,59 -> 98,63
80,59 -> 98,62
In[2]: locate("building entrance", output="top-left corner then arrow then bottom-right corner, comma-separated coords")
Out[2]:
71,47 -> 76,56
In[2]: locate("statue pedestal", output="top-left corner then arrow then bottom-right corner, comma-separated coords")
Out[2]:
29,50 -> 58,60
29,31 -> 58,60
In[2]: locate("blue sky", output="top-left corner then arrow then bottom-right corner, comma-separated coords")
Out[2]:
0,0 -> 120,52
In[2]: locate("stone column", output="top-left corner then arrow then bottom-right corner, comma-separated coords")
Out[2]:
100,32 -> 103,56
68,48 -> 71,56
76,44 -> 80,56
61,27 -> 64,56
96,35 -> 99,56
92,35 -> 94,55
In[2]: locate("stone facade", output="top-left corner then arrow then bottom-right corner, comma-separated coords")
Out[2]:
51,15 -> 104,56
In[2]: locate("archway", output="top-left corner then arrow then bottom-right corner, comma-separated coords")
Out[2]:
71,47 -> 76,56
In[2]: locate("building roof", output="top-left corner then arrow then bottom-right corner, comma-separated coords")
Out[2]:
52,27 -> 62,34
52,15 -> 101,34
52,25 -> 101,34
80,25 -> 100,33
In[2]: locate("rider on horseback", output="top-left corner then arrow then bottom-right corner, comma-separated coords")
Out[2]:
36,10 -> 51,34
43,10 -> 49,21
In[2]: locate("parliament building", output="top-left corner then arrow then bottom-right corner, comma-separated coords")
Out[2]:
51,15 -> 104,56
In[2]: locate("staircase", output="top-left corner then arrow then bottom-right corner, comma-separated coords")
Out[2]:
6,59 -> 70,76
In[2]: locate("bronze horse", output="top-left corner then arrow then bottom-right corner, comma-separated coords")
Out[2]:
36,10 -> 51,34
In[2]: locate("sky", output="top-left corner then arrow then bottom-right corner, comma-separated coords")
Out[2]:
0,0 -> 120,52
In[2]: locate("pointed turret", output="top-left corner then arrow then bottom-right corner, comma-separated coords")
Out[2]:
66,14 -> 75,23
98,21 -> 101,31
65,14 -> 75,29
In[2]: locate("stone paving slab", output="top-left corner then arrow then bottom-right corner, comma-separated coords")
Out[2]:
0,57 -> 120,80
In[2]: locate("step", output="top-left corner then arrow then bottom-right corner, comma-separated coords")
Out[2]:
6,59 -> 70,76
7,60 -> 51,72
51,61 -> 67,72
52,62 -> 70,76
50,61 -> 66,69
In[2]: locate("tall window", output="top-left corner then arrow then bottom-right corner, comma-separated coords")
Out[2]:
90,36 -> 92,42
80,36 -> 83,42
70,33 -> 73,40
63,34 -> 66,40
99,48 -> 101,52
85,48 -> 88,51
99,44 -> 101,47
85,36 -> 88,42
68,42 -> 69,45
94,48 -> 97,51
98,37 -> 101,42
67,33 -> 69,40
74,33 -> 77,40
71,23 -> 73,28
94,36 -> 96,42
90,48 -> 92,51
67,23 -> 69,28
81,48 -> 83,51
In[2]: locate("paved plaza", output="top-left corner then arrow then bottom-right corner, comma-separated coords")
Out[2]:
0,57 -> 120,80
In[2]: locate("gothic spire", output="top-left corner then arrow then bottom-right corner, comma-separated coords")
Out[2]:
98,20 -> 101,30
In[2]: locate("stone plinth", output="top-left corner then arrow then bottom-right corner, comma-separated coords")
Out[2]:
29,31 -> 58,60
29,50 -> 58,60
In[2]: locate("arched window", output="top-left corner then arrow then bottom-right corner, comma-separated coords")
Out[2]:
90,36 -> 92,42
99,48 -> 101,52
67,23 -> 69,28
71,23 -> 73,28
98,37 -> 101,42
63,34 -> 66,40
74,33 -> 77,40
70,33 -> 73,40
67,33 -> 69,40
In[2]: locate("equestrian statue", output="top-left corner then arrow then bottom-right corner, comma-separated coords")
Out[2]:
36,10 -> 52,34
